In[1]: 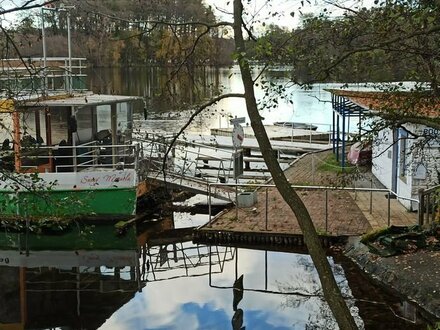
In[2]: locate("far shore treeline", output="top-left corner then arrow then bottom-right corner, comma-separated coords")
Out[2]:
6,0 -> 439,85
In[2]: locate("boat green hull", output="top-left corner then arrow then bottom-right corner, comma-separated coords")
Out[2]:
0,187 -> 137,219
0,223 -> 138,251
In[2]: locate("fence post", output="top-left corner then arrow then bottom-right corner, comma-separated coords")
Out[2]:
265,187 -> 268,230
418,188 -> 424,226
387,191 -> 391,226
325,190 -> 328,233
235,181 -> 238,221
208,184 -> 212,225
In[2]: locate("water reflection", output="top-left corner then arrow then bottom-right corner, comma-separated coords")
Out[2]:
0,249 -> 140,330
0,215 -> 432,330
90,66 -> 343,136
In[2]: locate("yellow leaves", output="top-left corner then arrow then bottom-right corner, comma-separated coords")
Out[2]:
155,27 -> 215,65
0,99 -> 15,113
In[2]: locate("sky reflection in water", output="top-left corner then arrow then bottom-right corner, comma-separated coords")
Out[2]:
100,245 -> 362,330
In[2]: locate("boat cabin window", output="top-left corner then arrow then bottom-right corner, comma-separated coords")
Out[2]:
20,109 -> 46,146
76,106 -> 93,143
50,107 -> 70,145
0,113 -> 13,143
117,102 -> 132,143
117,102 -> 129,132
96,104 -> 112,133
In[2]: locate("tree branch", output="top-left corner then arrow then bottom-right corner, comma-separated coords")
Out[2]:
0,0 -> 59,16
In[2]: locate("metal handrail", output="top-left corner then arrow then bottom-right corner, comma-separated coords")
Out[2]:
0,57 -> 88,92
207,182 -> 420,229
418,185 -> 440,225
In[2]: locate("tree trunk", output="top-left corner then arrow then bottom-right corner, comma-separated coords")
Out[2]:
232,1 -> 358,329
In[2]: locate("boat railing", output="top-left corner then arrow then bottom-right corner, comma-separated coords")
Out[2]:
18,141 -> 139,173
0,57 -> 88,93
283,122 -> 333,145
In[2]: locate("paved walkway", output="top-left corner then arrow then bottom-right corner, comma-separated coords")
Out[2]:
202,149 -> 418,236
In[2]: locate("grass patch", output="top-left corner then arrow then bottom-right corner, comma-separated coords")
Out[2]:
317,153 -> 357,174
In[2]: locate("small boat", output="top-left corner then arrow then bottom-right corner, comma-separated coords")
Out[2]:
273,122 -> 318,130
0,57 -> 145,222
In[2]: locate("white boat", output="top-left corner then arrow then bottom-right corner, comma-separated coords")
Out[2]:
273,121 -> 318,130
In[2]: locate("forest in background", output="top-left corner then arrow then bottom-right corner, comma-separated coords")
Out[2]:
7,0 -> 235,67
3,0 -> 439,86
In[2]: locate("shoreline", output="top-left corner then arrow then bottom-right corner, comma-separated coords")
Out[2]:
345,237 -> 440,321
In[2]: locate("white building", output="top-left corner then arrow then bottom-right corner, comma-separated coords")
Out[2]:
328,89 -> 440,211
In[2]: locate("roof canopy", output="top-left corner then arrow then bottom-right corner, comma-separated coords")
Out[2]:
325,89 -> 440,118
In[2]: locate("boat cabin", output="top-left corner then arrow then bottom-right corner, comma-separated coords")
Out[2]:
0,93 -> 142,174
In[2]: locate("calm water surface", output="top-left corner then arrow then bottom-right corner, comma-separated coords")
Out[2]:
88,66 -> 346,135
0,211 -> 431,329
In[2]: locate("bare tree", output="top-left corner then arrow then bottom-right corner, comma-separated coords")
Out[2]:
231,1 -> 358,329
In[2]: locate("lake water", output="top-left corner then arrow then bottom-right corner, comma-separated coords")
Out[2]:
0,211 -> 430,330
88,66 -> 348,135
0,67 -> 431,329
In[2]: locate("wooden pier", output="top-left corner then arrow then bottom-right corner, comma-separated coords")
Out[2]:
210,125 -> 330,143
183,133 -> 330,156
193,149 -> 418,247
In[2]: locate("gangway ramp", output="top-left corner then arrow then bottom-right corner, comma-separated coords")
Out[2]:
146,171 -> 234,202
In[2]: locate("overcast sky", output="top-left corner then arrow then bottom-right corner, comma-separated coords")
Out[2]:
204,0 -> 375,29
0,0 -> 375,29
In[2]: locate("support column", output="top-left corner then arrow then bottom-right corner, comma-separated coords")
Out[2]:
341,107 -> 346,170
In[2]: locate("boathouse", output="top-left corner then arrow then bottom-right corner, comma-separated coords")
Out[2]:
327,89 -> 440,211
